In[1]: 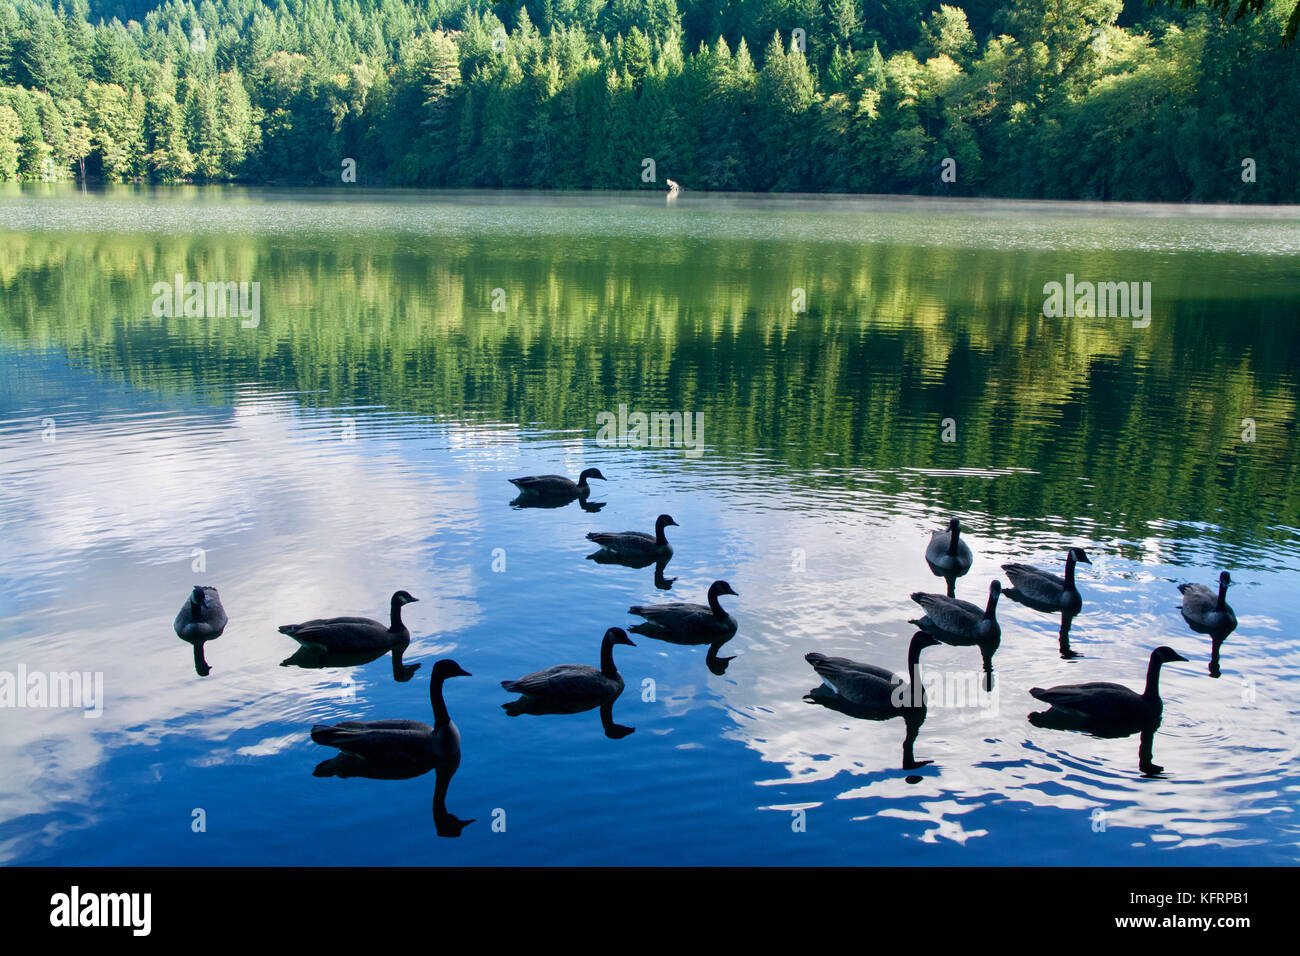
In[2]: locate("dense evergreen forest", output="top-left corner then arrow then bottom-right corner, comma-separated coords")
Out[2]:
0,0 -> 1297,200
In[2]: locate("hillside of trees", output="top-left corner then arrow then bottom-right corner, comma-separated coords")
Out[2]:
1,0 -> 1297,200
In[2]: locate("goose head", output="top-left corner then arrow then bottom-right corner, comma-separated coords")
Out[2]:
709,580 -> 738,599
656,514 -> 679,531
911,631 -> 943,651
579,467 -> 607,483
1219,570 -> 1232,589
392,590 -> 419,606
191,585 -> 208,606
985,579 -> 1001,617
1068,547 -> 1092,565
1151,645 -> 1189,666
604,627 -> 637,648
431,658 -> 471,681
947,517 -> 961,534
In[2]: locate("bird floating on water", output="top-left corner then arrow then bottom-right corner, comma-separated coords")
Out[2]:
586,514 -> 677,558
312,658 -> 471,773
804,631 -> 942,770
926,517 -> 973,576
278,590 -> 419,653
509,468 -> 607,500
1178,570 -> 1237,637
174,585 -> 227,676
1028,645 -> 1188,775
1003,547 -> 1092,658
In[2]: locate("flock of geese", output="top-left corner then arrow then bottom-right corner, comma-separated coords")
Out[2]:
173,469 -> 1241,832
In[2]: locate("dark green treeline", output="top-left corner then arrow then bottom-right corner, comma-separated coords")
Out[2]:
1,0 -> 1298,200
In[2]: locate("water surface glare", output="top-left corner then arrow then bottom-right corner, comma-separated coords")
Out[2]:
1,188 -> 1298,865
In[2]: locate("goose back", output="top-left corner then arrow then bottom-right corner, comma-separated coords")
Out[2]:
174,586 -> 228,640
925,519 -> 973,574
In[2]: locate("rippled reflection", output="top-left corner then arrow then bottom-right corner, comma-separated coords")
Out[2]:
1,189 -> 1298,864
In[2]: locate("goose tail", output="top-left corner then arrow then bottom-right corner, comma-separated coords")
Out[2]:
310,724 -> 357,747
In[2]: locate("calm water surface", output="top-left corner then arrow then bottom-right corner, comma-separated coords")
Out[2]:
1,187 -> 1299,865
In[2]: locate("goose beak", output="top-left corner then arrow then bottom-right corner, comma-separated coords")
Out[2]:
1171,652 -> 1189,663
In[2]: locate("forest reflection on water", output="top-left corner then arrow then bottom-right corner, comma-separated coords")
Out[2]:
0,188 -> 1298,864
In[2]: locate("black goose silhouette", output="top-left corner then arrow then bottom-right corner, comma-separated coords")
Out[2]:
311,659 -> 469,767
174,585 -> 228,677
1003,547 -> 1092,658
627,580 -> 738,672
279,590 -> 419,653
311,659 -> 474,836
586,514 -> 677,559
1028,646 -> 1188,775
510,468 -> 608,511
925,518 -> 973,595
1178,571 -> 1237,676
910,580 -> 1001,690
500,627 -> 637,738
804,631 -> 941,771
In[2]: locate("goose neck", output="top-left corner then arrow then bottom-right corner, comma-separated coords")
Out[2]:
906,635 -> 928,679
389,597 -> 404,631
429,678 -> 451,728
600,636 -> 620,677
1216,578 -> 1228,612
707,588 -> 726,618
1143,657 -> 1164,701
947,526 -> 960,557
984,591 -> 999,620
1064,553 -> 1077,589
654,522 -> 669,547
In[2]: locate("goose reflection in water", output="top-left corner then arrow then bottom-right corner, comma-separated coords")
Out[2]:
586,549 -> 676,590
311,659 -> 474,836
500,627 -> 637,738
513,493 -> 606,512
1028,645 -> 1188,776
313,751 -> 473,838
803,631 -> 941,773
281,637 -> 421,682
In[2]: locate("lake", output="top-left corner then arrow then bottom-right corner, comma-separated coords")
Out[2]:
1,186 -> 1298,865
